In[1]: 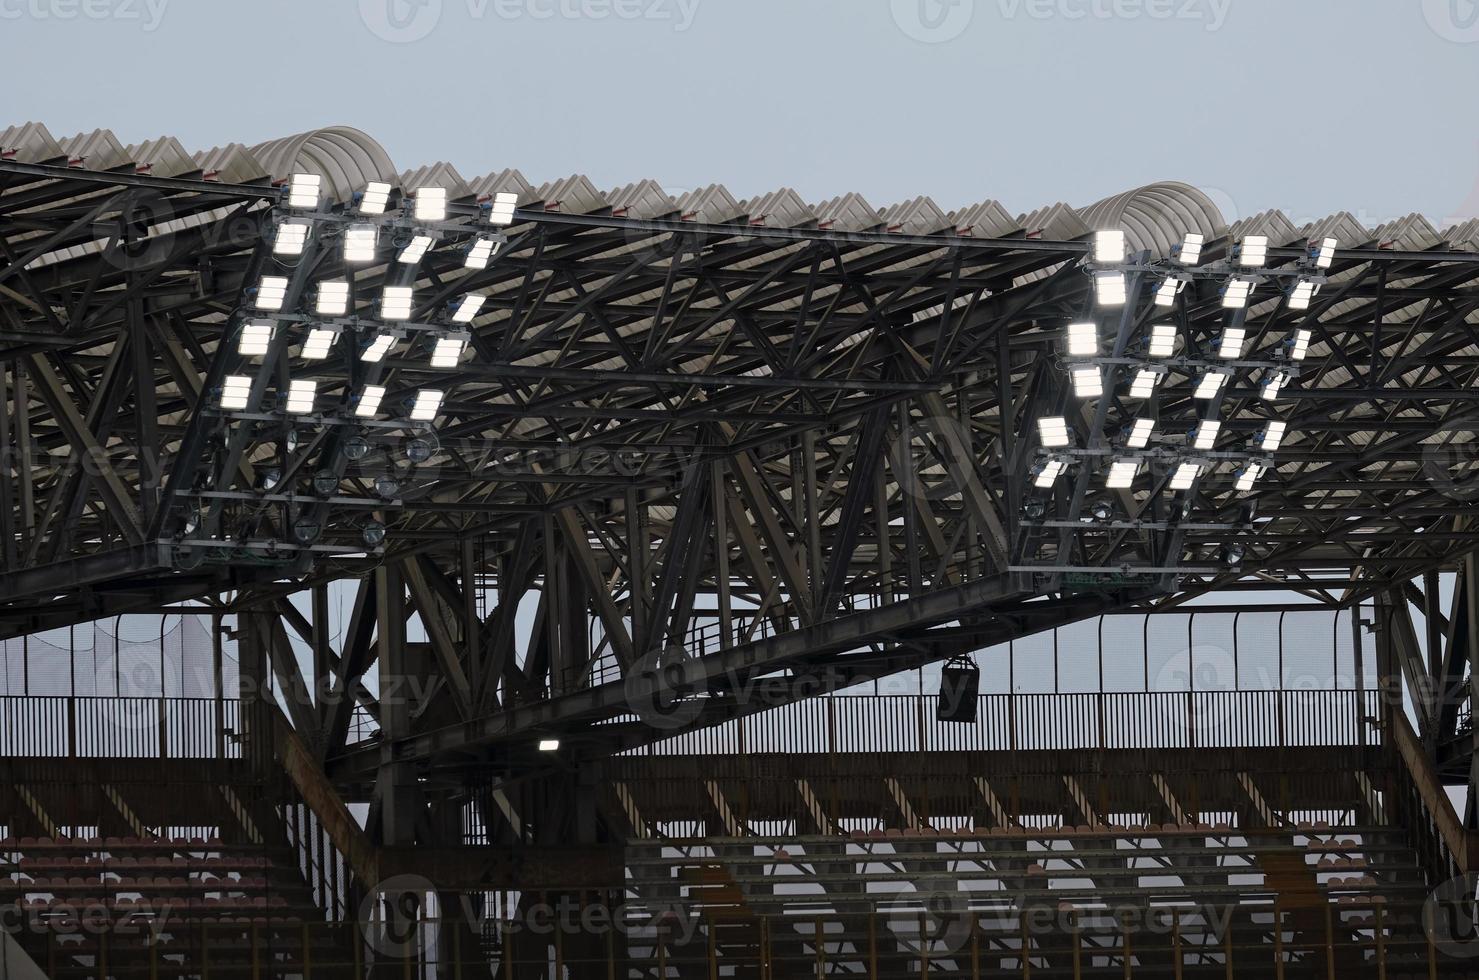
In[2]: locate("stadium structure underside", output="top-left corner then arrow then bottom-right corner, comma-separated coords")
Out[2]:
3,122 -> 1479,976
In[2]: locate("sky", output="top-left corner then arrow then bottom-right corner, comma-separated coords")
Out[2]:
5,0 -> 1479,228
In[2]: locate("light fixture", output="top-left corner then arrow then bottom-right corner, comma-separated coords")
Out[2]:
285,379 -> 316,414
272,221 -> 309,256
1090,500 -> 1114,522
312,470 -> 339,496
1221,542 -> 1247,566
1287,328 -> 1312,361
1169,461 -> 1203,491
413,186 -> 447,222
451,294 -> 487,324
343,435 -> 371,460
1065,321 -> 1098,357
1259,420 -> 1287,451
292,518 -> 322,544
258,468 -> 281,491
1094,271 -> 1127,307
359,181 -> 392,215
538,738 -> 561,752
1192,419 -> 1221,450
1147,324 -> 1177,357
406,438 -> 435,464
398,234 -> 433,264
1032,457 -> 1068,489
1260,370 -> 1291,400
1093,229 -> 1126,264
344,224 -> 377,263
362,520 -> 387,547
1106,459 -> 1139,489
1221,278 -> 1255,309
1235,463 -> 1265,492
1071,366 -> 1103,398
1312,237 -> 1337,270
489,191 -> 518,227
1216,326 -> 1247,360
1194,370 -> 1230,400
255,276 -> 288,311
381,286 -> 413,320
430,335 -> 467,368
285,173 -> 320,209
355,384 -> 386,418
1176,233 -> 1204,267
1129,367 -> 1162,399
316,281 -> 350,317
301,326 -> 338,360
1126,418 -> 1155,449
1153,277 -> 1183,307
374,475 -> 400,499
1288,279 -> 1319,311
1237,235 -> 1268,268
465,236 -> 502,269
410,389 -> 445,421
220,375 -> 252,410
238,320 -> 274,357
361,333 -> 397,363
1038,416 -> 1071,448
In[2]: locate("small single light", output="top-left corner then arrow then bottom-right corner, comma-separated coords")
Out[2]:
413,186 -> 447,223
1126,418 -> 1155,449
312,469 -> 339,496
362,520 -> 386,547
451,294 -> 487,324
1169,462 -> 1203,491
1032,457 -> 1068,489
1217,326 -> 1247,360
1106,459 -> 1139,489
284,379 -> 316,414
317,280 -> 350,317
344,224 -> 377,263
406,438 -> 435,464
1222,278 -> 1255,309
1176,233 -> 1204,267
359,181 -> 392,215
1022,499 -> 1046,521
538,738 -> 561,752
1238,235 -> 1268,268
1094,271 -> 1127,307
343,434 -> 371,460
255,276 -> 288,311
398,234 -> 433,265
465,236 -> 502,269
1192,419 -> 1221,450
292,518 -> 322,544
300,326 -> 338,360
1090,500 -> 1114,522
488,191 -> 518,227
1071,365 -> 1103,398
1194,370 -> 1230,400
430,336 -> 467,368
1065,321 -> 1098,357
1147,324 -> 1177,357
410,389 -> 445,422
220,375 -> 253,410
355,384 -> 386,418
374,475 -> 400,499
381,286 -> 413,320
1288,328 -> 1312,362
1037,416 -> 1071,448
285,173 -> 321,209
1288,279 -> 1319,311
259,468 -> 282,491
238,320 -> 274,357
1222,542 -> 1247,566
1094,229 -> 1126,264
1313,237 -> 1337,270
1260,420 -> 1287,451
272,221 -> 310,256
1128,367 -> 1161,399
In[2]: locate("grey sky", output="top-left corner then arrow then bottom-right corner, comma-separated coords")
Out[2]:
6,0 -> 1478,227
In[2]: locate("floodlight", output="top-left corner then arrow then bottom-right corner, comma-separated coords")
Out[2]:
1217,326 -> 1247,359
284,379 -> 316,414
361,333 -> 397,363
1038,416 -> 1071,448
398,235 -> 433,265
1259,420 -> 1287,452
344,224 -> 377,263
317,280 -> 350,317
538,738 -> 561,752
362,521 -> 387,547
451,294 -> 487,324
381,286 -> 413,320
285,173 -> 320,209
1126,418 -> 1155,449
238,320 -> 274,357
1313,237 -> 1337,269
1176,233 -> 1204,266
1221,278 -> 1255,309
465,235 -> 502,269
430,336 -> 467,368
359,181 -> 392,215
1169,462 -> 1203,491
1288,279 -> 1319,311
220,375 -> 252,410
1106,459 -> 1139,489
1129,367 -> 1162,399
1288,328 -> 1312,361
255,276 -> 288,311
1260,370 -> 1290,400
1032,457 -> 1068,489
300,326 -> 338,360
1094,229 -> 1126,264
1148,324 -> 1177,357
1237,235 -> 1268,268
1235,462 -> 1265,492
413,186 -> 447,222
410,389 -> 444,422
272,221 -> 309,256
1154,278 -> 1183,307
1071,366 -> 1103,398
1065,321 -> 1098,357
1194,370 -> 1230,400
312,470 -> 339,496
355,384 -> 386,418
1094,271 -> 1127,306
1192,419 -> 1221,450
489,192 -> 518,227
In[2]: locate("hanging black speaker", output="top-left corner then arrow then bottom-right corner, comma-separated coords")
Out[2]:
937,656 -> 980,723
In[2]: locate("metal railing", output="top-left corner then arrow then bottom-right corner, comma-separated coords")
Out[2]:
0,695 -> 244,759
